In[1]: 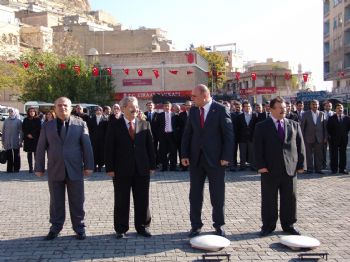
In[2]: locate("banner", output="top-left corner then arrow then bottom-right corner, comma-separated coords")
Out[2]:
122,79 -> 152,86
115,90 -> 192,100
239,87 -> 277,95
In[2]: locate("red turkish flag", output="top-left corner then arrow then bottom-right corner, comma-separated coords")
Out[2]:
137,69 -> 143,76
251,72 -> 257,81
169,70 -> 178,75
123,69 -> 129,75
22,62 -> 29,69
92,67 -> 99,76
73,65 -> 81,75
339,71 -> 345,78
152,69 -> 160,79
186,70 -> 193,75
38,62 -> 44,69
59,63 -> 67,69
284,73 -> 291,80
105,67 -> 112,76
186,53 -> 195,63
235,72 -> 240,80
302,73 -> 308,82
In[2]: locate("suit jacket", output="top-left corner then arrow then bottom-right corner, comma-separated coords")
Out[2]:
327,114 -> 350,146
236,112 -> 258,143
301,110 -> 327,143
178,111 -> 189,138
181,101 -> 234,168
254,118 -> 306,176
157,111 -> 177,137
144,111 -> 159,139
105,116 -> 156,176
35,116 -> 94,181
285,112 -> 299,122
88,116 -> 108,144
295,110 -> 305,122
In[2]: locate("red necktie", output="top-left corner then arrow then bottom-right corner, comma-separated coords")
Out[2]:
128,122 -> 135,140
200,107 -> 205,128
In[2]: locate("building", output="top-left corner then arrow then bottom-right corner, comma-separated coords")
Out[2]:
323,0 -> 350,97
86,51 -> 208,107
234,58 -> 305,103
0,4 -> 20,59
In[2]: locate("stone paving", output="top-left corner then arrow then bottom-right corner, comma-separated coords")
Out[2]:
0,150 -> 350,261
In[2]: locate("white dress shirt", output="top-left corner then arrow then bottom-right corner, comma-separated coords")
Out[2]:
164,111 -> 173,132
124,118 -> 136,130
201,99 -> 213,121
311,110 -> 318,125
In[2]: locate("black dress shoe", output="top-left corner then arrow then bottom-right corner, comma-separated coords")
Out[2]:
215,227 -> 226,237
188,228 -> 201,238
116,232 -> 126,239
283,226 -> 300,235
137,228 -> 152,238
339,170 -> 349,174
259,228 -> 274,237
75,232 -> 86,240
44,231 -> 59,240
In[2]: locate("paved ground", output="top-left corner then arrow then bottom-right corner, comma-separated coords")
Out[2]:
0,150 -> 350,262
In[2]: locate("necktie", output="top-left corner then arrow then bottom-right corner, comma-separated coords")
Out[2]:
338,115 -> 342,123
60,121 -> 66,141
128,122 -> 135,140
165,113 -> 171,132
277,120 -> 285,142
267,112 -> 270,118
200,107 -> 205,128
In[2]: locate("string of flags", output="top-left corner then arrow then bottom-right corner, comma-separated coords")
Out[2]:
233,71 -> 310,82
5,60 -> 196,79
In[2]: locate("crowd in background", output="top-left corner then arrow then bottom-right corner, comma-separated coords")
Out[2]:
1,98 -> 350,175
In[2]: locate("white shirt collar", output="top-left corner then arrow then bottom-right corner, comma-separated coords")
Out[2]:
124,117 -> 136,126
202,99 -> 213,111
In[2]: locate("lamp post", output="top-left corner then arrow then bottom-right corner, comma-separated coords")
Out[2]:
161,61 -> 165,92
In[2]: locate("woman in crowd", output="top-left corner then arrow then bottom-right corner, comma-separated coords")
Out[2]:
45,110 -> 56,122
2,108 -> 23,173
22,107 -> 42,173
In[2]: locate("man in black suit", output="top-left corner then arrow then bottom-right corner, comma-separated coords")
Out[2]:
144,101 -> 159,165
230,102 -> 242,171
178,100 -> 192,171
295,101 -> 305,122
327,103 -> 350,174
181,84 -> 234,237
105,96 -> 156,238
285,101 -> 298,122
257,101 -> 271,123
73,104 -> 90,122
88,106 -> 108,172
157,101 -> 177,171
236,101 -> 257,170
254,97 -> 306,237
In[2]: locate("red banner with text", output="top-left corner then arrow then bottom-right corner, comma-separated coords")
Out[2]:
115,90 -> 192,100
239,87 -> 277,96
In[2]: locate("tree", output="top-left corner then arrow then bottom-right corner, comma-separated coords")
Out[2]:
196,46 -> 226,90
19,51 -> 115,105
0,61 -> 27,91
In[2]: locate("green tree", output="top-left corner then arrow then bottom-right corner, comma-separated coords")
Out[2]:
196,46 -> 226,90
0,61 -> 27,90
19,51 -> 115,105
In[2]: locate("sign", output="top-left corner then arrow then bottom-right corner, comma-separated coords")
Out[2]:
115,90 -> 192,100
123,79 -> 152,86
239,87 -> 277,95
296,91 -> 328,102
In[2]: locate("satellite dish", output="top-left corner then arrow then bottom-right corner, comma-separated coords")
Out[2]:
88,48 -> 99,55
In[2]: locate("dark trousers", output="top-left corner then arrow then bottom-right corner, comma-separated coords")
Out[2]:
27,151 -> 35,171
92,141 -> 104,169
159,132 -> 177,170
261,172 -> 297,231
305,142 -> 323,172
329,143 -> 347,172
239,142 -> 255,168
48,177 -> 85,234
232,142 -> 238,167
6,149 -> 20,172
189,153 -> 225,229
323,141 -> 328,168
113,174 -> 151,233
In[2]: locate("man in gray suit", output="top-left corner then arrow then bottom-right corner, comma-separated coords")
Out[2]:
35,97 -> 94,240
301,100 -> 327,174
254,97 -> 306,237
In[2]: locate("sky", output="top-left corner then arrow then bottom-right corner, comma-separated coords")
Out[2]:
90,0 -> 331,91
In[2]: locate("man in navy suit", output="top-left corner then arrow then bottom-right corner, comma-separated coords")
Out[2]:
254,97 -> 306,237
181,84 -> 234,237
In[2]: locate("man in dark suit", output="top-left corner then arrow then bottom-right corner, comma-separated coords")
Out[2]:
88,106 -> 108,172
327,103 -> 350,174
285,101 -> 299,122
144,101 -> 159,165
35,97 -> 94,241
157,101 -> 177,171
105,96 -> 156,239
257,101 -> 271,123
254,97 -> 306,237
72,104 -> 90,122
236,101 -> 257,170
323,100 -> 334,169
295,101 -> 305,122
178,100 -> 192,171
301,100 -> 327,174
181,84 -> 234,237
230,102 -> 242,171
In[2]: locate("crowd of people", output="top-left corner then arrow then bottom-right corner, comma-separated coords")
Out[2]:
1,87 -> 350,241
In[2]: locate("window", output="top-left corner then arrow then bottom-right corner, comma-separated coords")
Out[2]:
334,17 -> 338,29
324,62 -> 330,74
324,41 -> 330,55
324,21 -> 330,35
333,0 -> 342,7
